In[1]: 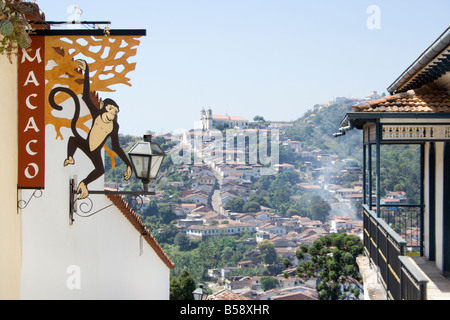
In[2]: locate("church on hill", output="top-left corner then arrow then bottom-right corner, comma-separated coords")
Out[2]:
201,108 -> 249,131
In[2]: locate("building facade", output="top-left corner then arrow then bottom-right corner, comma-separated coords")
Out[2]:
1,12 -> 174,299
201,108 -> 249,131
0,43 -> 21,300
336,27 -> 450,300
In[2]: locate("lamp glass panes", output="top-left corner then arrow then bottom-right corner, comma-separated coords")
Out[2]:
128,142 -> 151,180
193,284 -> 208,300
128,138 -> 165,184
148,142 -> 165,179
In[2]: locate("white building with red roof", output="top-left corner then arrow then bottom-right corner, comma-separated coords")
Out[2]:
201,108 -> 249,130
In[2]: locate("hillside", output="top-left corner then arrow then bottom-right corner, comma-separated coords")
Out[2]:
101,98 -> 420,284
282,100 -> 362,163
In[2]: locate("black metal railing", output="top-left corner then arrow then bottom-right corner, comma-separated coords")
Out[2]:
378,204 -> 422,253
362,205 -> 428,300
398,256 -> 429,300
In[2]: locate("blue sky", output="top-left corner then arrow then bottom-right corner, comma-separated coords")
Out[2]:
36,0 -> 450,136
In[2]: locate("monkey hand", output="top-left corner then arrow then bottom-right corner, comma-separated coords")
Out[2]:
64,156 -> 75,167
77,182 -> 89,200
75,59 -> 87,71
124,166 -> 132,181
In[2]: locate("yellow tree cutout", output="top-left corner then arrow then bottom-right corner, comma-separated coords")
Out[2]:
45,35 -> 142,168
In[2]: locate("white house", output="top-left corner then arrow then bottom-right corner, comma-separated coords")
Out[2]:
336,27 -> 450,299
257,223 -> 287,236
186,223 -> 257,239
182,193 -> 209,205
19,84 -> 174,301
8,24 -> 175,300
273,163 -> 295,173
201,108 -> 249,130
254,212 -> 272,222
385,191 -> 407,202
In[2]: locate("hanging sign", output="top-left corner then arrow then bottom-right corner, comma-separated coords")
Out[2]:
18,36 -> 46,189
17,29 -> 144,191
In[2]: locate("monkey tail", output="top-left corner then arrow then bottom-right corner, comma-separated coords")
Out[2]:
48,87 -> 82,140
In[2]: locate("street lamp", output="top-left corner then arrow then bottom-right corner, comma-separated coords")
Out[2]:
128,133 -> 165,192
192,284 -> 209,300
69,133 -> 165,224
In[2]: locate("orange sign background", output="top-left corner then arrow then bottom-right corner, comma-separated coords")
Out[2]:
17,31 -> 143,189
18,36 -> 46,189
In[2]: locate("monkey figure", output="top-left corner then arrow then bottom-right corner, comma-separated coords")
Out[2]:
49,59 -> 132,199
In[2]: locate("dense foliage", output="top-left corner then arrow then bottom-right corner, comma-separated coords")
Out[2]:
296,233 -> 363,300
163,235 -> 257,280
0,0 -> 33,62
170,269 -> 197,300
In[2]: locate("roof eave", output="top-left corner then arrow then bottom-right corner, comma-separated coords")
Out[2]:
387,27 -> 450,94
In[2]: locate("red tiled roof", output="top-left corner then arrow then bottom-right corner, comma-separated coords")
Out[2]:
207,289 -> 252,300
106,194 -> 175,269
352,89 -> 450,113
212,115 -> 249,121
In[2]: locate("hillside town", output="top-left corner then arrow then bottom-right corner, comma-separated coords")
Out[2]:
108,102 -> 408,300
3,0 -> 450,303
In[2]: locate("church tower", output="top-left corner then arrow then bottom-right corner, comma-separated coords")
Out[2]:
207,108 -> 213,130
201,108 -> 207,131
200,107 -> 214,131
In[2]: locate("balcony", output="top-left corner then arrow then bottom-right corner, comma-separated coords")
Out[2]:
362,204 -> 450,300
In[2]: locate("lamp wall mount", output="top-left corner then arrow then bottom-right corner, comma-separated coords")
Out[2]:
69,179 -> 155,225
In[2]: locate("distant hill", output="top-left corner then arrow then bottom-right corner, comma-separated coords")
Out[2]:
280,100 -> 420,203
281,100 -> 363,163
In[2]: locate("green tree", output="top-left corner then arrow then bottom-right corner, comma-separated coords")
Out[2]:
174,232 -> 190,250
296,260 -> 316,278
258,240 -> 277,265
159,204 -> 176,224
170,269 -> 196,300
296,233 -> 363,300
243,201 -> 261,213
247,193 -> 270,207
260,276 -> 279,291
222,246 -> 234,263
169,276 -> 183,300
253,115 -> 265,122
282,257 -> 292,269
143,199 -> 159,217
224,197 -> 245,212
309,195 -> 331,222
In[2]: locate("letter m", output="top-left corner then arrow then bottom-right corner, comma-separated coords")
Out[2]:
21,48 -> 42,64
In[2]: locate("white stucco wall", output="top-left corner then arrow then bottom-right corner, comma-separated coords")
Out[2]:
422,141 -> 447,273
434,142 -> 445,272
0,52 -> 21,300
19,101 -> 170,299
423,142 -> 431,259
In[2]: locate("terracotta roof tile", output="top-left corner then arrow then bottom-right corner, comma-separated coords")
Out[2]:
207,289 -> 252,300
106,194 -> 175,269
352,89 -> 450,113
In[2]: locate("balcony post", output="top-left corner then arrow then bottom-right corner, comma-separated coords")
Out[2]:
363,143 -> 366,205
420,144 -> 425,256
376,121 -> 381,218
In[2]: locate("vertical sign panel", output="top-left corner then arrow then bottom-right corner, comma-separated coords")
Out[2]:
18,36 -> 45,189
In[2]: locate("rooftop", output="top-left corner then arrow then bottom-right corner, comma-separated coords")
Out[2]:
207,289 -> 252,300
352,89 -> 450,113
212,115 -> 249,121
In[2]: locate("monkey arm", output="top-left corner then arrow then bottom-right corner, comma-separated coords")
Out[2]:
110,125 -> 132,169
79,60 -> 100,117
